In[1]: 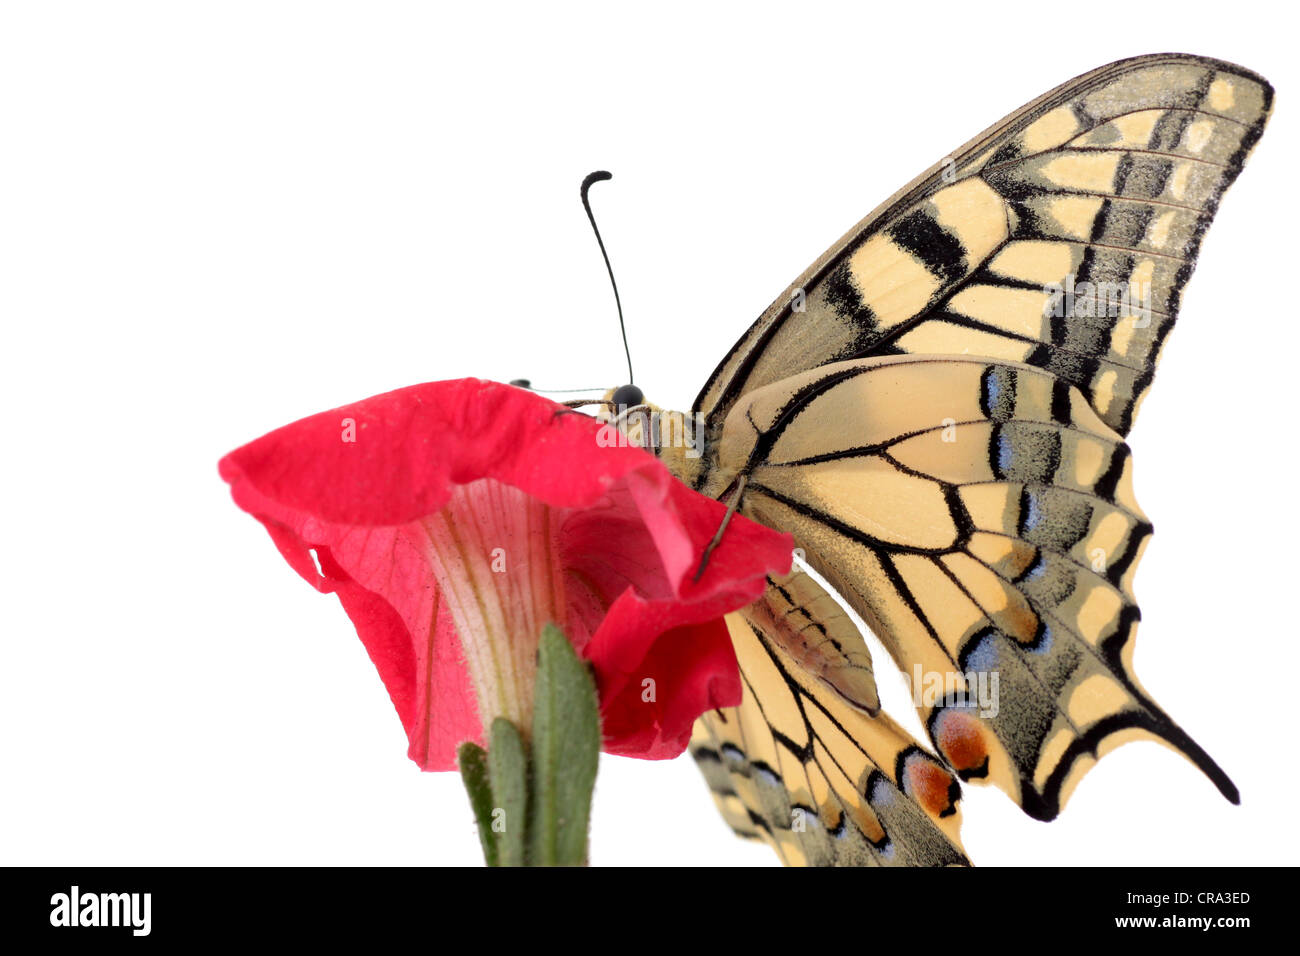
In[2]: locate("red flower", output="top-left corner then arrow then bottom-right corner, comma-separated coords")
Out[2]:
219,378 -> 792,770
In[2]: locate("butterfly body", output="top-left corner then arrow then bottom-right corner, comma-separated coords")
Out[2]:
608,53 -> 1272,865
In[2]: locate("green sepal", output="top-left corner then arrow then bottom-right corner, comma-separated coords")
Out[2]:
457,741 -> 499,867
528,622 -> 601,866
488,717 -> 529,867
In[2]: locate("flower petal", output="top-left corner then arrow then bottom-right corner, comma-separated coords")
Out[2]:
587,591 -> 742,760
220,379 -> 794,768
220,380 -> 669,526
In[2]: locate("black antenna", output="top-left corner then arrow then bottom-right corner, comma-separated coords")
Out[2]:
508,379 -> 603,394
581,171 -> 633,385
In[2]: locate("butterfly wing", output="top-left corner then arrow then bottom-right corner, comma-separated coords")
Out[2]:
683,54 -> 1269,861
703,355 -> 1236,819
690,565 -> 969,865
691,601 -> 967,866
692,53 -> 1272,442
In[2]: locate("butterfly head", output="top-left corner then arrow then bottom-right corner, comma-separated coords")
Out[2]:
596,386 -> 707,486
609,383 -> 643,407
596,385 -> 657,442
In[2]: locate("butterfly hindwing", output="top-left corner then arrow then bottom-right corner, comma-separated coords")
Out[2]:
691,54 -> 1272,440
691,600 -> 967,866
700,355 -> 1235,819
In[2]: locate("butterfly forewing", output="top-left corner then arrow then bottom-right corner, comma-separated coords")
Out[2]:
692,54 -> 1272,440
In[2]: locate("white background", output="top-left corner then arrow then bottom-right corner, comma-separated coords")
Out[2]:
2,1 -> 1296,866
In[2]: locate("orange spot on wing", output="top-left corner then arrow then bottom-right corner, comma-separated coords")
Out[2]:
903,753 -> 957,816
935,710 -> 988,772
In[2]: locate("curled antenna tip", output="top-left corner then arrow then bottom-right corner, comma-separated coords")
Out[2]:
581,170 -> 613,197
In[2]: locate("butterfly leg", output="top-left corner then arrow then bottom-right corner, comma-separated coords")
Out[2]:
693,474 -> 748,583
551,399 -> 614,421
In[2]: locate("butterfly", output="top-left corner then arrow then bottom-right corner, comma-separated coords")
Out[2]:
581,53 -> 1272,866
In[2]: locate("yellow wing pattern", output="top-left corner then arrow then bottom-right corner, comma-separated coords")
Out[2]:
705,356 -> 1236,820
681,54 -> 1270,864
692,54 -> 1272,441
692,599 -> 967,866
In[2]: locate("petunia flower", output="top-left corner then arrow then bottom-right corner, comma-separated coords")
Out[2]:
219,378 -> 792,771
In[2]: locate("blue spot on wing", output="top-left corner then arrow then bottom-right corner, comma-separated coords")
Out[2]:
868,774 -> 896,808
963,632 -> 1001,674
984,371 -> 1002,412
998,432 -> 1014,475
1025,491 -> 1042,530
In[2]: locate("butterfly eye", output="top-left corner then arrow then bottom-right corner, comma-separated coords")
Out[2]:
611,384 -> 643,407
